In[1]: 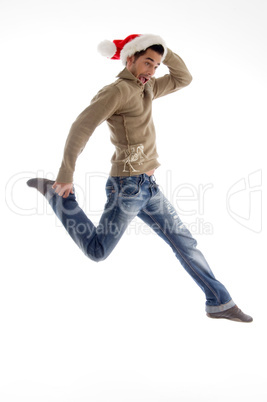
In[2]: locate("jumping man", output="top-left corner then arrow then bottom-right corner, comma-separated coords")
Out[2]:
27,34 -> 252,323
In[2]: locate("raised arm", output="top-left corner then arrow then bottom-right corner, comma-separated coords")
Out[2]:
152,48 -> 193,99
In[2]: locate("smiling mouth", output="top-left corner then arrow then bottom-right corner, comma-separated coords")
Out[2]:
138,75 -> 150,84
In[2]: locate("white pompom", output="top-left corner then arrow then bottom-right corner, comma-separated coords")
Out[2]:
97,40 -> 117,58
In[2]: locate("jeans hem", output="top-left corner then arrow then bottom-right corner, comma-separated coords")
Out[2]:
205,299 -> 235,313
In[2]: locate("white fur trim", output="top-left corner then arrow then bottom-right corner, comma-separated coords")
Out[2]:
120,34 -> 167,65
97,40 -> 117,58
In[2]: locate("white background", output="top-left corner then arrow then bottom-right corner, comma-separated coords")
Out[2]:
1,0 -> 266,401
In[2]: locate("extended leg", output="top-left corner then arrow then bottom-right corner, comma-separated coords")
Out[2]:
137,190 -> 252,322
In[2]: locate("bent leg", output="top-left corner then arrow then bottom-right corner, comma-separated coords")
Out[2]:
46,176 -> 148,262
138,190 -> 234,312
46,180 -> 138,261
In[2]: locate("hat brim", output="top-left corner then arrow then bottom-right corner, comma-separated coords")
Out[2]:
120,34 -> 167,65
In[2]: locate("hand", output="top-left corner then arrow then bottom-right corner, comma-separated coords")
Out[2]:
52,182 -> 74,198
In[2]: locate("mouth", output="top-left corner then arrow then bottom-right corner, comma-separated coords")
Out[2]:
138,75 -> 150,85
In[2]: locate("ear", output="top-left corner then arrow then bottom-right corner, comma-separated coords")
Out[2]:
126,55 -> 135,68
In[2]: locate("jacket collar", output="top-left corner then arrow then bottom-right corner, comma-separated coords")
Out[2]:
117,67 -> 147,91
117,68 -> 137,82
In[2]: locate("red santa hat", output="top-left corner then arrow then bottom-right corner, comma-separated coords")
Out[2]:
97,34 -> 167,65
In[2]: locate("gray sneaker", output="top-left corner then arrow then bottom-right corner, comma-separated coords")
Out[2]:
207,305 -> 253,323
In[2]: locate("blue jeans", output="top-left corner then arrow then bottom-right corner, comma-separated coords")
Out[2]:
47,174 -> 234,313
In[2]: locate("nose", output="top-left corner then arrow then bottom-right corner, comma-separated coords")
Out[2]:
150,66 -> 158,77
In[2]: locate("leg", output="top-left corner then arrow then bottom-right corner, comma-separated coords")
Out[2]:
27,176 -> 147,262
137,189 -> 234,312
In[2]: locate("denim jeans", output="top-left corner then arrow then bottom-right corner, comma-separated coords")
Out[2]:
47,174 -> 235,313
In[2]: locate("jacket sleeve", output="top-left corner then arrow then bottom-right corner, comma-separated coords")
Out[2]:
152,48 -> 193,99
56,85 -> 122,183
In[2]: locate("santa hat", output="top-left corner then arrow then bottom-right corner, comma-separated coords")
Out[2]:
97,34 -> 167,65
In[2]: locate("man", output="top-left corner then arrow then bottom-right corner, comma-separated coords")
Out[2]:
27,34 -> 252,323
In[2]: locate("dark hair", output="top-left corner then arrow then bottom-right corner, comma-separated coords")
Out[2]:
133,44 -> 165,61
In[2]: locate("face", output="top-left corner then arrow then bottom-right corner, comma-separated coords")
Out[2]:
126,49 -> 162,85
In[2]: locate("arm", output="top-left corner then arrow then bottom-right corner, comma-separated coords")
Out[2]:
152,48 -> 193,99
54,85 -> 122,196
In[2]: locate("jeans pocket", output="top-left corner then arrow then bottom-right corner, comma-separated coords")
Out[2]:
105,185 -> 114,193
120,176 -> 142,198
